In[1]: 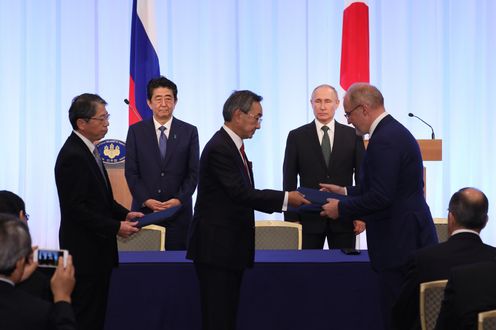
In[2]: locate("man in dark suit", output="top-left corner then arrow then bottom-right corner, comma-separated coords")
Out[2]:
283,84 -> 365,249
0,214 -> 76,330
186,90 -> 310,330
55,93 -> 143,330
436,258 -> 496,329
393,187 -> 496,329
0,190 -> 51,300
320,83 -> 438,329
125,76 -> 199,250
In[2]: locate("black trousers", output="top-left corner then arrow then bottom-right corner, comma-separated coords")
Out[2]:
71,272 -> 111,330
377,267 -> 407,330
194,262 -> 244,330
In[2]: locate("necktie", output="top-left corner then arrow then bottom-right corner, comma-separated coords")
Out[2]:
92,147 -> 108,187
321,125 -> 331,167
240,144 -> 252,185
159,126 -> 167,160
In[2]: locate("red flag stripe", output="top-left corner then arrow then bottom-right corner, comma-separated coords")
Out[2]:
340,1 -> 369,91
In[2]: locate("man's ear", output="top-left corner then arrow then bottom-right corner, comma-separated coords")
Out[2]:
76,118 -> 87,131
232,109 -> 242,122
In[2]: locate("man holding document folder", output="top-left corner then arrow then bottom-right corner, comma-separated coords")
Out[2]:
187,90 -> 310,330
319,83 -> 437,330
55,94 -> 143,330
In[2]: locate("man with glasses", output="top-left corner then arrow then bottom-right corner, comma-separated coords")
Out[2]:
320,83 -> 438,330
187,90 -> 310,330
55,93 -> 143,330
125,76 -> 199,250
0,214 -> 77,330
0,190 -> 51,301
283,84 -> 365,250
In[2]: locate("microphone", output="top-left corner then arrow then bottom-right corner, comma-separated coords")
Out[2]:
408,113 -> 435,139
124,99 -> 142,121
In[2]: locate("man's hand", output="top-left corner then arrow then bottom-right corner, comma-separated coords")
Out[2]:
20,246 -> 38,283
162,198 -> 181,209
126,211 -> 144,221
319,183 -> 346,195
51,255 -> 75,303
288,191 -> 311,208
353,220 -> 366,235
320,198 -> 340,219
144,199 -> 167,211
118,220 -> 139,238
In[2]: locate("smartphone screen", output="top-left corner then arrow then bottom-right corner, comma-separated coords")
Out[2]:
35,249 -> 66,268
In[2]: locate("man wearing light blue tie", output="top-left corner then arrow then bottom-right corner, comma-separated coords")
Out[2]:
125,76 -> 199,250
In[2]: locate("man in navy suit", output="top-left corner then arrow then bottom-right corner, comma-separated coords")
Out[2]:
187,90 -> 310,330
283,84 -> 365,249
393,187 -> 496,329
320,83 -> 438,329
125,76 -> 199,250
55,93 -> 142,330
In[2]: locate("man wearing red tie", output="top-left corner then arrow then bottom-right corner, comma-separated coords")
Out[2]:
187,90 -> 310,330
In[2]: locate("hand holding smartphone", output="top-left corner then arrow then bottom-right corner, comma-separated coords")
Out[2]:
33,249 -> 68,268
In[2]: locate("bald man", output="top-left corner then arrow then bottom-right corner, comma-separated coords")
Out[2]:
320,83 -> 438,329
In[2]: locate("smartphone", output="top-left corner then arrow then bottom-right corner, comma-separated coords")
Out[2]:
341,248 -> 361,255
33,249 -> 68,268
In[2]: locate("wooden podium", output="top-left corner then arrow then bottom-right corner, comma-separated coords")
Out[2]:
364,139 -> 442,195
417,139 -> 442,195
105,162 -> 132,209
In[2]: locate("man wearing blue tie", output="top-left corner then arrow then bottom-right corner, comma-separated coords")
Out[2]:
125,76 -> 199,250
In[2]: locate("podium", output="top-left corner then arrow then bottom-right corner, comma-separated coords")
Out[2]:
417,139 -> 442,195
364,139 -> 442,195
105,162 -> 132,209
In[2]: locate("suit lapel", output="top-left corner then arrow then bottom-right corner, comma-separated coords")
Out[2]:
328,122 -> 346,170
143,119 -> 163,165
70,133 -> 112,200
163,118 -> 180,167
220,128 -> 253,187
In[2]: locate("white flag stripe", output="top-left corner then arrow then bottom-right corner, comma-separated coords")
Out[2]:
137,0 -> 158,51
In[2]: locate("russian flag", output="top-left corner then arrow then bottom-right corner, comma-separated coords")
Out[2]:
340,0 -> 369,91
128,0 -> 160,125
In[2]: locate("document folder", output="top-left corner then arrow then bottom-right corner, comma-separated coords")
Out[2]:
136,206 -> 181,228
288,187 -> 346,213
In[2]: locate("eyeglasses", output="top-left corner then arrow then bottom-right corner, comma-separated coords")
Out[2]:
24,213 -> 29,221
245,112 -> 263,124
344,104 -> 363,119
88,113 -> 110,122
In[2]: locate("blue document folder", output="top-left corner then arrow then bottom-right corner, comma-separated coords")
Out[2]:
288,187 -> 346,213
136,205 -> 181,228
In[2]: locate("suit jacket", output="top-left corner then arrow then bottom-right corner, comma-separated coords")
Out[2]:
339,114 -> 438,271
283,120 -> 364,233
55,132 -> 129,276
0,281 -> 76,330
17,269 -> 52,301
393,232 -> 496,329
435,258 -> 496,330
125,117 -> 199,228
186,128 -> 285,270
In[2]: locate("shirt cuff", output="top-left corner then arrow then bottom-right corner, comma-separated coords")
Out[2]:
282,192 -> 289,211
